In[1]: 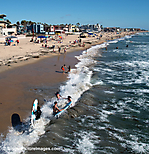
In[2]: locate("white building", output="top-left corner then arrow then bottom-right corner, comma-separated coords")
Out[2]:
0,14 -> 17,36
79,24 -> 101,32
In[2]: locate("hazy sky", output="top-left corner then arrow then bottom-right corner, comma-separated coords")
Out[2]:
1,0 -> 149,30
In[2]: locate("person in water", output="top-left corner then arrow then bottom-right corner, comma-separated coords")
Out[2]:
55,92 -> 62,100
67,65 -> 71,73
63,96 -> 72,106
67,96 -> 72,103
53,101 -> 63,115
33,106 -> 42,120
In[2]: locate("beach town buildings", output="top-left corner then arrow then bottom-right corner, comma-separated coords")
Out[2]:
27,24 -> 45,34
79,24 -> 101,32
1,13 -> 142,36
0,14 -> 17,36
44,24 -> 79,35
25,23 -> 102,35
103,27 -> 121,32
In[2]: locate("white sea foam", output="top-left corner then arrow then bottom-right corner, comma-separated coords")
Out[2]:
76,132 -> 95,154
104,90 -> 114,94
137,32 -> 149,36
92,79 -> 104,86
1,117 -> 47,154
124,35 -> 132,39
108,40 -> 118,44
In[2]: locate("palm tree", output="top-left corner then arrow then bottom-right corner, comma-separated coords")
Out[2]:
76,22 -> 80,27
29,21 -> 34,25
21,20 -> 27,25
21,20 -> 27,32
6,19 -> 11,24
16,21 -> 20,26
101,25 -> 103,29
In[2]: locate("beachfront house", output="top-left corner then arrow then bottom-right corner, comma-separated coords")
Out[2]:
44,25 -> 55,35
49,25 -> 55,32
54,25 -> 66,34
3,24 -> 17,35
104,27 -> 120,33
0,14 -> 17,36
71,25 -> 76,32
0,14 -> 7,29
68,24 -> 79,32
68,24 -> 72,32
0,26 -> 2,35
27,24 -> 45,34
79,24 -> 101,32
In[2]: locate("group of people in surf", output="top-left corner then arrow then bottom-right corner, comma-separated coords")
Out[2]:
33,92 -> 72,121
53,92 -> 72,115
61,64 -> 71,74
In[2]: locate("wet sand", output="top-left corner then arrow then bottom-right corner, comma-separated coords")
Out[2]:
0,50 -> 82,136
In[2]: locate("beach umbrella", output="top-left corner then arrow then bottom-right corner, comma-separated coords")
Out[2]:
88,32 -> 93,35
6,36 -> 17,39
9,40 -> 14,42
38,36 -> 46,38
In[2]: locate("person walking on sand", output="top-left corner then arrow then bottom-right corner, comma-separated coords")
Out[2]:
16,39 -> 19,45
58,46 -> 61,54
53,101 -> 63,115
64,47 -> 66,53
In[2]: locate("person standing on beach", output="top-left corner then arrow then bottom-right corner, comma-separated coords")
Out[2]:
16,39 -> 19,45
61,64 -> 67,74
67,65 -> 71,73
53,45 -> 55,52
58,46 -> 61,54
64,47 -> 66,53
61,65 -> 65,74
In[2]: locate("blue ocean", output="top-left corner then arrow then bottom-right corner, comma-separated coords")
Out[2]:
1,32 -> 149,154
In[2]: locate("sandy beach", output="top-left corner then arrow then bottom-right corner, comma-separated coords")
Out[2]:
0,31 -> 137,73
0,31 -> 139,136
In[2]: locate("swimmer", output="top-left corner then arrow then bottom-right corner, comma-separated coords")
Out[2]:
55,92 -> 62,100
63,96 -> 72,106
53,101 -> 63,116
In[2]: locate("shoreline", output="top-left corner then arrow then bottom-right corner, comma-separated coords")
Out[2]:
0,31 -> 145,137
0,49 -> 82,137
0,31 -> 143,74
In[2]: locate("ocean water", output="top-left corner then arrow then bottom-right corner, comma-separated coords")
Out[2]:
0,32 -> 149,154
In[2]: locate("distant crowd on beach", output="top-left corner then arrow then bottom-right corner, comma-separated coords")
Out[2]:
0,30 -> 143,69
29,35 -> 85,53
5,37 -> 19,46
